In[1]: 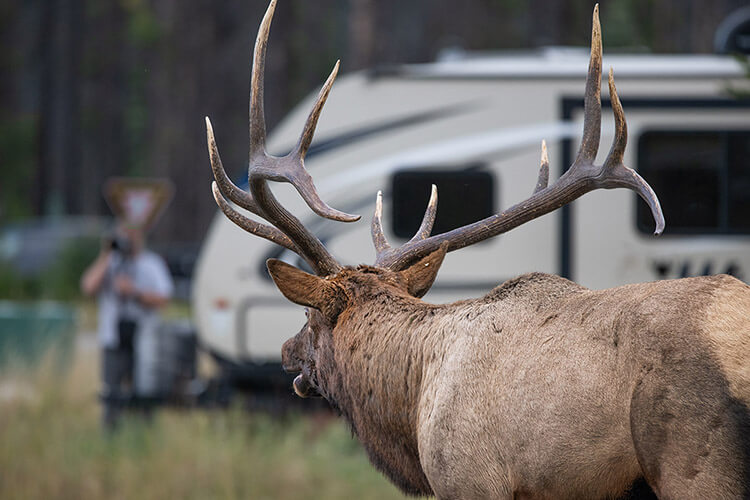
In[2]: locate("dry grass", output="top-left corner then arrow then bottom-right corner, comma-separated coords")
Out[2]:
0,334 -> 411,500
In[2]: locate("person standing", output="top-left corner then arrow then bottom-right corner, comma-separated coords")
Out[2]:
81,223 -> 173,430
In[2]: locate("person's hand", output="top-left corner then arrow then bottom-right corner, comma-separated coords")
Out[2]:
114,275 -> 137,298
99,235 -> 114,257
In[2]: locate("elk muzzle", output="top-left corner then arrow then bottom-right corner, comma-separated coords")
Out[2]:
281,336 -> 302,373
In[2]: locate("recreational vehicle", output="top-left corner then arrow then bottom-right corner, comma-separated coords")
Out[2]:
193,49 -> 750,386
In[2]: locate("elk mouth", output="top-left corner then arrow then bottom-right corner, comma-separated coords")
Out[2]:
293,374 -> 321,398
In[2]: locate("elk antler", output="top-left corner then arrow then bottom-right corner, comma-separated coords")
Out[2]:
370,4 -> 665,271
371,186 -> 438,266
207,0 -> 359,276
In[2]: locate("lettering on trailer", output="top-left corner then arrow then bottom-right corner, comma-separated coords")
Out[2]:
652,259 -> 743,281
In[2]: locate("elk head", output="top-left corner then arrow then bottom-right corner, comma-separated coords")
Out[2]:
207,1 -> 665,400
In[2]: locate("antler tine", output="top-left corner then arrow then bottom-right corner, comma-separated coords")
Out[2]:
206,117 -> 262,215
600,68 -> 665,235
533,140 -> 550,194
371,191 -> 391,254
284,165 -> 361,222
373,185 -> 439,267
372,4 -> 664,272
296,61 -> 340,159
575,4 -> 602,165
408,184 -> 438,243
211,182 -> 298,252
249,0 -> 275,156
605,68 -> 627,167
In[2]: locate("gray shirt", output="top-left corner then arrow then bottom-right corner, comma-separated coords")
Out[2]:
97,250 -> 174,348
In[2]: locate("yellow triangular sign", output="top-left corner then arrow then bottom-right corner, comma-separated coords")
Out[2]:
103,178 -> 174,231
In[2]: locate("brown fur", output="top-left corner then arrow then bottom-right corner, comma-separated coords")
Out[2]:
271,260 -> 750,499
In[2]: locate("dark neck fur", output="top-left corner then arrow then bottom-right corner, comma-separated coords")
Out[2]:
317,288 -> 439,495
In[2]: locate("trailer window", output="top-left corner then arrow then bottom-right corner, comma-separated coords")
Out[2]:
390,168 -> 495,239
637,130 -> 750,234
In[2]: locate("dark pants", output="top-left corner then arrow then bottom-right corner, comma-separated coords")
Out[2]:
100,337 -> 134,431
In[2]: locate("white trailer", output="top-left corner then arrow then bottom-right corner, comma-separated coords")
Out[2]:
193,49 -> 750,382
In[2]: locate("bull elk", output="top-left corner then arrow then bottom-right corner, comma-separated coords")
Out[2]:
206,1 -> 750,498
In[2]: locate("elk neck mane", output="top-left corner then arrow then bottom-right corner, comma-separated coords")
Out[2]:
313,269 -> 587,495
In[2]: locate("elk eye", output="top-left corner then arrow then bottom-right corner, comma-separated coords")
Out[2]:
304,308 -> 309,319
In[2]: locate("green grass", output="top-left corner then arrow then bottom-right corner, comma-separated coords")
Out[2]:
0,341 -> 411,500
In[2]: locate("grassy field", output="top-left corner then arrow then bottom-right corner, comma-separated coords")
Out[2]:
0,332 -> 411,500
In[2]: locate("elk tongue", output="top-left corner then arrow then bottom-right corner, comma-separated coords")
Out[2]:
293,374 -> 311,398
293,374 -> 322,398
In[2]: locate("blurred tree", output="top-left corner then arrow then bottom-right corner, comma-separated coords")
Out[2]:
38,0 -> 83,216
0,0 -> 746,245
0,1 -> 41,220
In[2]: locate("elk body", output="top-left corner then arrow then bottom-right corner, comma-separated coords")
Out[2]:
206,2 -> 750,498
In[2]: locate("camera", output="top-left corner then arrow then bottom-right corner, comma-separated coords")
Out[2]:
109,235 -> 133,255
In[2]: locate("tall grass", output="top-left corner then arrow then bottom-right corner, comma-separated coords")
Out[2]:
0,339 -> 411,500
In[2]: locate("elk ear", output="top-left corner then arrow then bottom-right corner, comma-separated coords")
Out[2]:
266,259 -> 343,318
399,242 -> 449,298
